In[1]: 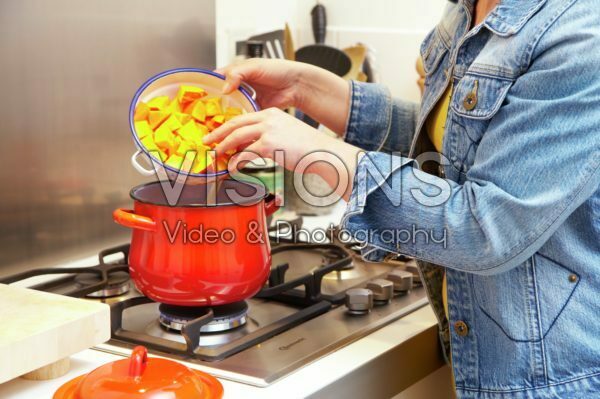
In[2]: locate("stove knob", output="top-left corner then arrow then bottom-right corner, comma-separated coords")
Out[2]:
345,288 -> 374,315
387,269 -> 414,293
366,279 -> 394,304
403,261 -> 422,285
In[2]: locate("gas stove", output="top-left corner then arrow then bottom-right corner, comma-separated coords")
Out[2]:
0,226 -> 428,387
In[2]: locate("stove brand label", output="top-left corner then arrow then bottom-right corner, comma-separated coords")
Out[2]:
278,337 -> 305,351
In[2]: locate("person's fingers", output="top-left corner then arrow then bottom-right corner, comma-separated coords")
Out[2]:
227,142 -> 263,174
220,60 -> 265,94
203,112 -> 265,145
214,124 -> 263,154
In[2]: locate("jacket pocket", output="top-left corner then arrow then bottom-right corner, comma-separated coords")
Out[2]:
472,255 -> 578,342
448,72 -> 514,173
420,27 -> 449,76
532,254 -> 580,338
450,72 -> 513,121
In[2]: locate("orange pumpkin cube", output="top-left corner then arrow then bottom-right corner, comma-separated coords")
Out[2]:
147,96 -> 170,111
205,98 -> 222,116
176,85 -> 207,106
134,102 -> 150,121
134,120 -> 153,140
148,111 -> 170,130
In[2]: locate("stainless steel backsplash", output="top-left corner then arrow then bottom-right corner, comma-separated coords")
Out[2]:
0,0 -> 216,275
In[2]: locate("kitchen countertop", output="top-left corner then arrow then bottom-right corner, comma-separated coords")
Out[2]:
0,203 -> 443,398
0,306 -> 439,399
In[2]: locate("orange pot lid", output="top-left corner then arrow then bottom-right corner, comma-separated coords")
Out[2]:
53,346 -> 223,399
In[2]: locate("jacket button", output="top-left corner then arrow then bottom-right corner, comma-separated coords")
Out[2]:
463,79 -> 479,111
463,93 -> 477,110
454,321 -> 469,337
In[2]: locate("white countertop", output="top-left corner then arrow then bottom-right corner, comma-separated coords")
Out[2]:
0,203 -> 439,398
0,306 -> 437,399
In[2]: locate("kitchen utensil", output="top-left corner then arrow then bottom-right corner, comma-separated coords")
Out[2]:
247,29 -> 285,59
129,68 -> 258,183
342,44 -> 368,81
112,179 -> 279,307
284,23 -> 295,60
53,346 -> 223,399
295,3 -> 351,77
0,284 -> 110,384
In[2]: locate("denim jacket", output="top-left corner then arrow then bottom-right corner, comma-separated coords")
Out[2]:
341,0 -> 600,397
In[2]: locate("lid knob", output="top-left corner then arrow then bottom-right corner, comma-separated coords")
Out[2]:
128,346 -> 148,378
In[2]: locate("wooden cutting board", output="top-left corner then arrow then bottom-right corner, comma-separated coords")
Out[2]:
0,284 -> 110,384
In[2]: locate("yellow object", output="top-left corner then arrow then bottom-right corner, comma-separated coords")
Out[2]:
225,107 -> 242,116
140,135 -> 167,161
177,120 -> 201,143
163,114 -> 182,132
212,115 -> 225,124
176,85 -> 207,105
134,121 -> 153,140
148,111 -> 169,130
425,85 -> 453,319
191,149 -> 213,174
147,96 -> 170,111
165,154 -> 184,169
166,99 -> 182,114
134,102 -> 150,122
154,124 -> 176,154
190,100 -> 206,122
173,112 -> 192,125
426,85 -> 452,153
205,98 -> 222,116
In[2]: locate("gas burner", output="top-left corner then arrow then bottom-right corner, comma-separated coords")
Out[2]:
158,302 -> 248,333
74,271 -> 130,298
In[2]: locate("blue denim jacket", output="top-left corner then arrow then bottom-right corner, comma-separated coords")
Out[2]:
341,0 -> 600,397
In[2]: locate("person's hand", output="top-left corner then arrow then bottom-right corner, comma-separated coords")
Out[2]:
202,107 -> 362,200
216,58 -> 351,134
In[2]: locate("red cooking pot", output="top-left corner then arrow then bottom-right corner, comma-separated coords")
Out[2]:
113,179 -> 278,306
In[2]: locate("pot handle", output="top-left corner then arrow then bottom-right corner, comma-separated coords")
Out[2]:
131,150 -> 156,177
264,193 -> 280,216
113,208 -> 157,232
129,346 -> 148,378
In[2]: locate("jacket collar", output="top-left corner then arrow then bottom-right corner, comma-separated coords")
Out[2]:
464,0 -> 547,36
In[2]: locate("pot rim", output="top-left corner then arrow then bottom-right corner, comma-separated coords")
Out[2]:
129,180 -> 270,208
128,67 -> 260,178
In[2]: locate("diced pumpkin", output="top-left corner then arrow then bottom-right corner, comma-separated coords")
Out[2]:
204,118 -> 222,132
165,154 -> 185,169
174,112 -> 192,125
148,111 -> 170,130
163,114 -> 182,132
196,123 -> 209,137
205,98 -> 222,116
212,114 -> 225,124
176,140 -> 195,157
134,102 -> 150,121
190,100 -> 206,122
225,107 -> 243,116
134,120 -> 153,140
166,99 -> 182,114
154,124 -> 177,154
191,149 -> 214,174
147,96 -> 170,111
177,120 -> 202,143
176,85 -> 207,105
140,135 -> 167,161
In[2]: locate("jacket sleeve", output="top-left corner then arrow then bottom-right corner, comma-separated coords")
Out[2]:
344,81 -> 420,155
341,7 -> 600,276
